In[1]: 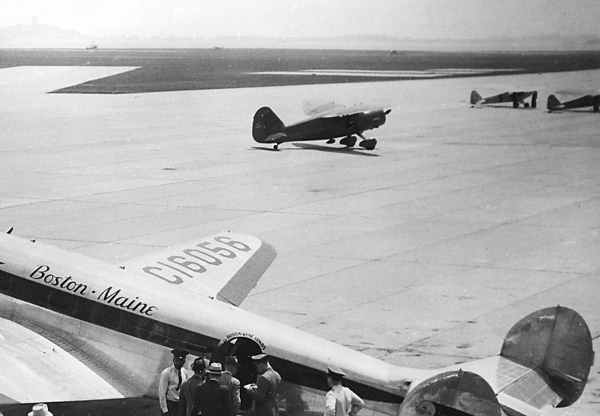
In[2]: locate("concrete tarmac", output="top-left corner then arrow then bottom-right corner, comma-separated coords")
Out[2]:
0,65 -> 599,415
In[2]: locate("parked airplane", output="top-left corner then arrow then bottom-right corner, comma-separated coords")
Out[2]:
252,104 -> 391,151
547,94 -> 600,112
470,90 -> 538,108
0,231 -> 594,416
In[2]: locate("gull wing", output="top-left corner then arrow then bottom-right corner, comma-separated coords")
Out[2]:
122,231 -> 276,306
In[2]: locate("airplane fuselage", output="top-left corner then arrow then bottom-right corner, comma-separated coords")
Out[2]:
282,110 -> 388,142
0,234 -> 420,414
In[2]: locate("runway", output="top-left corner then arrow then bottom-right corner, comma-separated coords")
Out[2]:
0,65 -> 599,415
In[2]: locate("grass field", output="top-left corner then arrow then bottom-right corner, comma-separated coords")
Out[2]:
2,48 -> 600,93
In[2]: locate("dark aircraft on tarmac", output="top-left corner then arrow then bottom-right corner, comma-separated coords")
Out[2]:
547,93 -> 600,112
470,90 -> 538,108
252,104 -> 391,151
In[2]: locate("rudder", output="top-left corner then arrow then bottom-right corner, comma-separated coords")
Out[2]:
501,305 -> 594,406
547,94 -> 562,111
470,90 -> 482,105
252,107 -> 285,142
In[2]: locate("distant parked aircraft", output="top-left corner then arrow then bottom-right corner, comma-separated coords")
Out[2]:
547,94 -> 600,112
470,90 -> 538,108
252,104 -> 391,151
85,44 -> 98,50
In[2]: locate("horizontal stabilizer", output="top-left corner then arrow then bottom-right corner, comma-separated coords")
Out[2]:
264,131 -> 288,143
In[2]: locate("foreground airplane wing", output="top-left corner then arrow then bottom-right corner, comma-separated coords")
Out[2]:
122,231 -> 276,306
0,316 -> 124,403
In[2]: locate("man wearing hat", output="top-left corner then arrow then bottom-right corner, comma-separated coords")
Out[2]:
194,362 -> 232,416
27,403 -> 53,416
220,355 -> 242,415
324,367 -> 364,416
158,348 -> 192,416
245,353 -> 282,416
179,357 -> 207,416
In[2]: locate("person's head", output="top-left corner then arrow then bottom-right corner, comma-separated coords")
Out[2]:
224,355 -> 239,375
251,353 -> 269,373
192,357 -> 206,375
327,367 -> 345,387
171,349 -> 188,369
206,362 -> 223,380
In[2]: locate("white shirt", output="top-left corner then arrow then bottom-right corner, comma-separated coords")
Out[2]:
324,385 -> 364,416
158,365 -> 192,412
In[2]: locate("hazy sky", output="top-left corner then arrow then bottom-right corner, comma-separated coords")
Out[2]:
2,0 -> 600,39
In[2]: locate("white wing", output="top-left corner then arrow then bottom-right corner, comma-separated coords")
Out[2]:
123,231 -> 276,306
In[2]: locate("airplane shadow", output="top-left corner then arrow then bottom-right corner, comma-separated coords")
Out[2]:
291,143 -> 380,157
251,146 -> 280,152
472,104 -> 536,110
251,144 -> 380,157
547,109 -> 600,114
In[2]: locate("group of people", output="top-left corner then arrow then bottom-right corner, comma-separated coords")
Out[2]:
158,349 -> 282,416
158,348 -> 364,416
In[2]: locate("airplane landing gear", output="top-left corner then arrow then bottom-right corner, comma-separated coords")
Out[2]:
326,138 -> 335,144
359,138 -> 377,150
357,133 -> 376,150
340,135 -> 357,147
273,143 -> 279,151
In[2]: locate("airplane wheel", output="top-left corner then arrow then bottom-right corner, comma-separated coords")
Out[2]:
359,139 -> 377,150
513,101 -> 519,108
524,103 -> 530,108
340,136 -> 357,147
273,144 -> 279,151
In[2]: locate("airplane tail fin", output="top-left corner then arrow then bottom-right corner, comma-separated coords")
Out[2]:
400,306 -> 594,415
470,90 -> 482,105
252,107 -> 285,142
547,94 -> 562,111
500,305 -> 594,407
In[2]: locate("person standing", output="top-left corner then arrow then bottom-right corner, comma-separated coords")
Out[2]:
158,349 -> 192,416
194,362 -> 232,416
245,353 -> 281,416
323,367 -> 364,416
179,357 -> 206,416
220,356 -> 242,415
